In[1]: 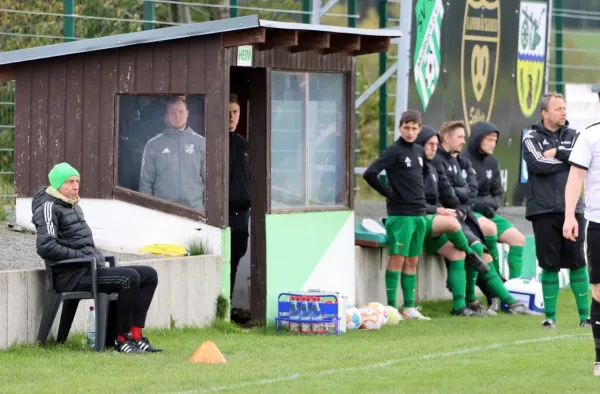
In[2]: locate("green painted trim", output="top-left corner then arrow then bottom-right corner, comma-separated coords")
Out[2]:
265,211 -> 353,319
220,227 -> 231,303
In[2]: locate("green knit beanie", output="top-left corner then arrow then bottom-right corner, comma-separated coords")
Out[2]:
48,162 -> 80,190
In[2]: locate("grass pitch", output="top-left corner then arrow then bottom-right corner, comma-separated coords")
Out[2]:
0,290 -> 596,393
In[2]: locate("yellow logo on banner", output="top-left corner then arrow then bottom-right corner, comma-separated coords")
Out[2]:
460,0 -> 501,137
517,2 -> 548,118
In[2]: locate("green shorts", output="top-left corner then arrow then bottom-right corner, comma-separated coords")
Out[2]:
474,213 -> 514,236
385,215 -> 427,257
423,214 -> 449,255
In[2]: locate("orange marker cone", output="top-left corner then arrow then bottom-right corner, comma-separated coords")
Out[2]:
188,341 -> 227,364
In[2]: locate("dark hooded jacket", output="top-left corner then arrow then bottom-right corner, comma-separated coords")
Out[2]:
363,136 -> 429,216
435,145 -> 472,213
462,121 -> 502,218
415,126 -> 456,214
32,186 -> 104,292
521,120 -> 583,219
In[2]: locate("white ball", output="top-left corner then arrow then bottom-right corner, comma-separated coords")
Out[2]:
385,306 -> 402,325
366,302 -> 388,325
359,306 -> 384,330
345,307 -> 362,330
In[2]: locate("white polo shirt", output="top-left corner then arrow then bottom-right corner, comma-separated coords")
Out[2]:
569,121 -> 600,223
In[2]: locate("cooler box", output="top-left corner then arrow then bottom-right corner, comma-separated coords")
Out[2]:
500,277 -> 544,313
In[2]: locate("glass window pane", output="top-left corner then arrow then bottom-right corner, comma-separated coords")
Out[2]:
270,71 -> 345,210
117,95 -> 206,212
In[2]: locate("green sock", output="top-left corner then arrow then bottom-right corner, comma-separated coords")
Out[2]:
541,269 -> 559,321
466,243 -> 484,302
448,260 -> 467,311
385,270 -> 400,308
484,235 -> 500,275
446,229 -> 473,255
401,272 -> 417,308
570,267 -> 590,321
481,263 -> 516,305
507,245 -> 524,279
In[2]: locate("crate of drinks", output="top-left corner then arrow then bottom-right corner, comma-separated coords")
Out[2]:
275,292 -> 342,335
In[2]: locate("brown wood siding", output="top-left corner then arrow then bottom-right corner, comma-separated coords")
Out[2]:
230,47 -> 353,72
13,35 -> 230,227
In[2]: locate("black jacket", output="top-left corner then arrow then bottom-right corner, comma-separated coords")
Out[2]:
363,137 -> 429,216
229,132 -> 251,231
32,186 -> 104,291
415,126 -> 456,214
462,122 -> 502,218
435,145 -> 472,213
521,121 -> 583,219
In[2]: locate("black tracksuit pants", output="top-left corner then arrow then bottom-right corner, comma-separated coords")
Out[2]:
73,265 -> 158,334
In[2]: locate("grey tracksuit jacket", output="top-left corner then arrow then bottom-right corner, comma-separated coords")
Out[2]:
139,126 -> 206,210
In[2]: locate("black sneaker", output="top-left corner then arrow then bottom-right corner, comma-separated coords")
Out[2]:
114,334 -> 145,354
580,318 -> 592,328
465,252 -> 490,274
136,336 -> 163,353
451,306 -> 486,317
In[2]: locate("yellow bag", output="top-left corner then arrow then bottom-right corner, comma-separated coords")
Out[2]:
138,244 -> 189,257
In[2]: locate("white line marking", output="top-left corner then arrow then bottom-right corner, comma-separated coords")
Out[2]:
176,333 -> 589,393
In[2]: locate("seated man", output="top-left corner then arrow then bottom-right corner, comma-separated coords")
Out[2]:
436,121 -> 535,316
32,162 -> 162,354
416,125 -> 487,317
463,121 -> 527,280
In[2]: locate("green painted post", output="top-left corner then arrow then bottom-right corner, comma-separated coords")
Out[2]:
378,0 -> 388,154
554,0 -> 563,94
230,0 -> 238,18
143,0 -> 155,31
63,0 -> 75,42
348,0 -> 356,28
302,0 -> 311,24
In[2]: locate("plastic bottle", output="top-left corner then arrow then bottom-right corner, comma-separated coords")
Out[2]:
310,296 -> 325,334
300,297 -> 312,334
86,306 -> 96,348
288,296 -> 301,334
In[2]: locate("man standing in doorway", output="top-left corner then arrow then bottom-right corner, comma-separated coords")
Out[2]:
228,93 -> 251,301
363,110 -> 431,320
563,120 -> 600,376
522,92 -> 591,329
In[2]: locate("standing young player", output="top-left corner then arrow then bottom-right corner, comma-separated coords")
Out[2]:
563,120 -> 600,376
363,110 -> 430,320
522,92 -> 591,328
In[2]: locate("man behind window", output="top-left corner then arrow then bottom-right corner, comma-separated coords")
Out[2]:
228,93 -> 251,301
139,96 -> 206,210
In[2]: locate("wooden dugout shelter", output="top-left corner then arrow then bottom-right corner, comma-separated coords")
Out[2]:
0,15 -> 401,323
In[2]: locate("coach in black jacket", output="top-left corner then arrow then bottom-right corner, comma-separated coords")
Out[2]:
522,92 -> 589,329
32,163 -> 161,354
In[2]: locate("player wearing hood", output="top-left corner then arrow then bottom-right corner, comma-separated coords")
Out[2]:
437,121 -> 536,316
463,121 -> 526,281
416,125 -> 487,316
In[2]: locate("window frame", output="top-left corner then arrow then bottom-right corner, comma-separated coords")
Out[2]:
112,93 -> 209,223
267,69 -> 352,214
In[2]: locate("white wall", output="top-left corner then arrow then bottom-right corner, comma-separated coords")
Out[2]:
17,198 -> 222,256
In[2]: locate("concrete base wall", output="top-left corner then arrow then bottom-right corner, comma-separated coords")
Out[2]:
0,255 -> 221,350
355,246 -> 482,307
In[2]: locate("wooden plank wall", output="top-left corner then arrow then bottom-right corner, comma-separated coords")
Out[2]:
14,35 -> 229,215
